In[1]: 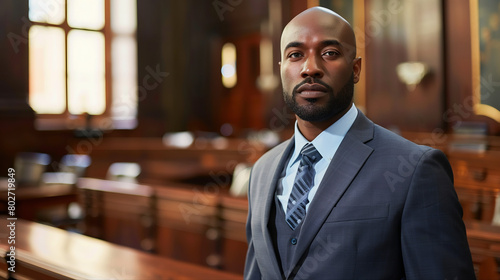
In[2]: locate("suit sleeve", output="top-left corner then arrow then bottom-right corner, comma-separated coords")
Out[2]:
401,149 -> 476,279
244,172 -> 262,280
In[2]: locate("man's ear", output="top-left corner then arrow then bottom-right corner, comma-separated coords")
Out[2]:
353,57 -> 362,83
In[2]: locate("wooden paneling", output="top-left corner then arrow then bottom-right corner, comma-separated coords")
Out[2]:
364,0 -> 445,131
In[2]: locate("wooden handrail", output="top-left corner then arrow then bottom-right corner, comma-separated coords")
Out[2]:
0,218 -> 242,280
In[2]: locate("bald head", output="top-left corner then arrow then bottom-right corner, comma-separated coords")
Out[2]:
280,7 -> 357,60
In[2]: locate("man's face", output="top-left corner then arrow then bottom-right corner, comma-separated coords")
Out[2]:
280,12 -> 360,122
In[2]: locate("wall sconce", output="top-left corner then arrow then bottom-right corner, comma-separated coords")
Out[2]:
396,62 -> 430,91
256,36 -> 279,92
221,42 -> 237,88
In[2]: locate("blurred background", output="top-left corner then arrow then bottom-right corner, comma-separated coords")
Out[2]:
1,0 -> 500,279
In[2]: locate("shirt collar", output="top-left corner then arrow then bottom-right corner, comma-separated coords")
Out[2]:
289,104 -> 358,167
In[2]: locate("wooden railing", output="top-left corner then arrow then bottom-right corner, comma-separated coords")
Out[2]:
0,218 -> 242,280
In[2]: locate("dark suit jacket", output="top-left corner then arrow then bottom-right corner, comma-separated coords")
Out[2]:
244,111 -> 475,279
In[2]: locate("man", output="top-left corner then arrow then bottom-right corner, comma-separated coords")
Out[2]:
244,7 -> 475,280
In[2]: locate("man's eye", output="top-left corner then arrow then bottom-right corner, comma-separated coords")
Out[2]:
323,51 -> 339,57
288,52 -> 302,59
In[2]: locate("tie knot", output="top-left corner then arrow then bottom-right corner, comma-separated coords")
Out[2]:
300,143 -> 322,166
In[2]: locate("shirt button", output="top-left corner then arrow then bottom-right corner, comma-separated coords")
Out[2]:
291,238 -> 297,245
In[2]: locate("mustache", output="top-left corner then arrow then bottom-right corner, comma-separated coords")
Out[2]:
292,77 -> 333,94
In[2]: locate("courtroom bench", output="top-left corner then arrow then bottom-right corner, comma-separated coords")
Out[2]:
0,218 -> 242,280
76,177 -> 249,274
76,177 -> 156,252
218,195 -> 248,273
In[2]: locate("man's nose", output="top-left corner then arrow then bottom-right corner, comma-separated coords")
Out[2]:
300,56 -> 324,79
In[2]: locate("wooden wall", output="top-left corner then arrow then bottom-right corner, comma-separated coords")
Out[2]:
364,0 -> 445,131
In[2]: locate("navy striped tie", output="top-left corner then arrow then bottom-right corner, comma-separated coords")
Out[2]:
286,143 -> 322,230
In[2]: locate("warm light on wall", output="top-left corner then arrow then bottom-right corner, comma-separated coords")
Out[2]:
221,42 -> 237,88
396,62 -> 430,91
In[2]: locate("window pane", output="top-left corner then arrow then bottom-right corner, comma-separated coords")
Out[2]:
68,0 -> 105,30
29,26 -> 66,114
112,36 -> 137,120
68,30 -> 106,115
29,0 -> 65,24
111,0 -> 137,34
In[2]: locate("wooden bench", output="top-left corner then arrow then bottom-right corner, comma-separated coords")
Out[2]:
77,177 -> 156,252
218,195 -> 248,273
76,178 -> 249,274
153,182 -> 220,267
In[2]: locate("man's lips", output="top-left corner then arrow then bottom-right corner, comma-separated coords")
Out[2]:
296,83 -> 328,98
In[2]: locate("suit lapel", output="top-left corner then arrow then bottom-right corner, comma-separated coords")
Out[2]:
256,138 -> 295,278
289,111 -> 375,272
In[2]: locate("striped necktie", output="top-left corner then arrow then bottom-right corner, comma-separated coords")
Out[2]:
286,143 -> 322,230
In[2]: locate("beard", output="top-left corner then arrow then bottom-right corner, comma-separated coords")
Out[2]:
283,74 -> 354,122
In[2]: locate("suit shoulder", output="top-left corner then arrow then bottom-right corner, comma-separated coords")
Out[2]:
371,124 -> 433,153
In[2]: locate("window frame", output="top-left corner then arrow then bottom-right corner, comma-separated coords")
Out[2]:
29,0 -> 137,131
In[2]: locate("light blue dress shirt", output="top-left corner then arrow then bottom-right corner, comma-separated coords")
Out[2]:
277,104 -> 358,212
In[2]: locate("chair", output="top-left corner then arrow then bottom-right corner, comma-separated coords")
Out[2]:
41,154 -> 91,185
106,162 -> 141,183
14,152 -> 51,186
60,154 -> 92,177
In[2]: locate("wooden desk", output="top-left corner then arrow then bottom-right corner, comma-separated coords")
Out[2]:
0,218 -> 242,280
